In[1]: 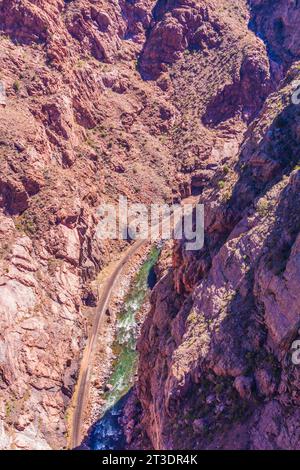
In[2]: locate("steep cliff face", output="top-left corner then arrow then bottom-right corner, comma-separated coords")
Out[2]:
130,1 -> 300,451
249,0 -> 300,76
0,0 -> 299,450
0,0 -> 177,449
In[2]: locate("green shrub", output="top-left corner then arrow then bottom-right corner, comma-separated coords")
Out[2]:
13,80 -> 20,92
15,213 -> 37,236
223,165 -> 230,175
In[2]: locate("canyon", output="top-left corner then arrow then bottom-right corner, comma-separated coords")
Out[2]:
0,0 -> 299,450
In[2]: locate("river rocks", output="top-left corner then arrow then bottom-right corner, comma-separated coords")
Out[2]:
104,384 -> 114,393
93,379 -> 102,390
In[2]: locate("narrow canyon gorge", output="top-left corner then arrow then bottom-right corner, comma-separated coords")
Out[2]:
0,0 -> 300,451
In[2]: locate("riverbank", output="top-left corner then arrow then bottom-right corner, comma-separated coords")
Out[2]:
76,244 -> 160,447
87,246 -> 160,449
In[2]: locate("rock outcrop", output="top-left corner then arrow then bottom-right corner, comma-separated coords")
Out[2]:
0,0 -> 178,449
125,0 -> 300,451
135,86 -> 300,447
1,0 -> 300,450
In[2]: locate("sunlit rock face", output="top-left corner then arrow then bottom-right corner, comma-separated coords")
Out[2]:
133,94 -> 300,448
124,1 -> 300,452
1,0 -> 300,450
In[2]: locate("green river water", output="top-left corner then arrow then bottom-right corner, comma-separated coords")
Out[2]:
90,245 -> 160,450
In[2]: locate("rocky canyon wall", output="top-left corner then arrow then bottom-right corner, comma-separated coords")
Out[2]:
0,0 -> 300,450
0,0 -> 178,449
127,0 -> 300,450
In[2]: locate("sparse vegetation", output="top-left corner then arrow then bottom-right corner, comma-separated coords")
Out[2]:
96,125 -> 108,139
13,80 -> 21,92
85,135 -> 98,149
5,401 -> 12,418
15,212 -> 38,236
0,242 -> 10,260
221,188 -> 232,202
76,59 -> 85,69
47,258 -> 63,274
293,164 -> 300,171
223,164 -> 230,175
257,199 -> 272,217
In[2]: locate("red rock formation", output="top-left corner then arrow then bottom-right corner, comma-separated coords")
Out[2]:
0,0 -> 176,449
0,0 -> 300,450
130,0 -> 300,450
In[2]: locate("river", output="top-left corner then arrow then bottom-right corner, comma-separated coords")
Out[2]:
89,246 -> 160,450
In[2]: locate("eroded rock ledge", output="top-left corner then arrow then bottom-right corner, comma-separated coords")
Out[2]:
0,0 -> 300,450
